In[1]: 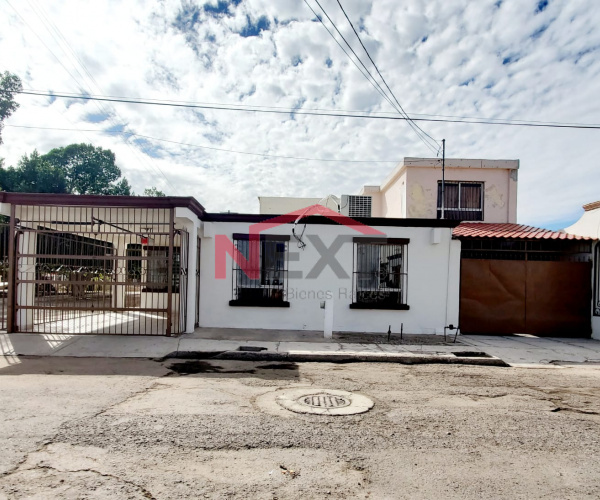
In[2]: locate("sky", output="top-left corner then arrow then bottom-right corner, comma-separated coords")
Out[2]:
1,0 -> 599,228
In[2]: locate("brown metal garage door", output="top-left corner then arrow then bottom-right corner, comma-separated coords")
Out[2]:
460,259 -> 592,337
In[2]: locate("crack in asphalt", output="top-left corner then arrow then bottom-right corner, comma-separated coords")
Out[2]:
24,464 -> 155,499
0,441 -> 53,480
1,374 -> 171,484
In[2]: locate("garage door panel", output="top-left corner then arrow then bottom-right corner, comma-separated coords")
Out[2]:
526,261 -> 592,336
460,259 -> 526,334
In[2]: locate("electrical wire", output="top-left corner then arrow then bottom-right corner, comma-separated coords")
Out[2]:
16,92 -> 600,129
335,0 -> 441,152
306,0 -> 440,154
24,88 -> 600,126
6,124 -> 401,163
9,0 -> 175,191
302,0 -> 400,116
22,87 -> 600,127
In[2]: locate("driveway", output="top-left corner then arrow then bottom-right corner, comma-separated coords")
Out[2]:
1,356 -> 600,498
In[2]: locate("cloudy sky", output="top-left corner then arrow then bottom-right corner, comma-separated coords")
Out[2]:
1,0 -> 599,228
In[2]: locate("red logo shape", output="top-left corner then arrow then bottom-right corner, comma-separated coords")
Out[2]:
215,205 -> 385,279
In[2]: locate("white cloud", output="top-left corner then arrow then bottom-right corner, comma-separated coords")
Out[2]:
1,0 -> 599,228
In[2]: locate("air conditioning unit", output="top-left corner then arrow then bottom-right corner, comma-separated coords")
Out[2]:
340,195 -> 372,218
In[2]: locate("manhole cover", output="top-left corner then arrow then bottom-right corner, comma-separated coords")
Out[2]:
275,389 -> 374,415
298,394 -> 351,409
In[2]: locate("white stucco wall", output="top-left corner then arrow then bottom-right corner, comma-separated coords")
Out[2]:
380,169 -> 407,219
198,220 -> 461,335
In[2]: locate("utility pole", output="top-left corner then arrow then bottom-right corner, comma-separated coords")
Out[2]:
441,139 -> 446,219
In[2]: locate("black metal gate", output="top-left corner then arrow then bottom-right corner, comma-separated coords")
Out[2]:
11,204 -> 189,336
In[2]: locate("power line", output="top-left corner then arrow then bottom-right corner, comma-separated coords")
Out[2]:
5,124 -> 400,163
23,87 -> 600,127
306,0 -> 440,154
17,91 -> 600,129
302,0 -> 399,115
334,0 -> 441,153
11,0 -> 176,191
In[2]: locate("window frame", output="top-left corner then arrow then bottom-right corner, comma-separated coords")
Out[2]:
350,237 -> 410,310
229,233 -> 290,308
437,181 -> 484,221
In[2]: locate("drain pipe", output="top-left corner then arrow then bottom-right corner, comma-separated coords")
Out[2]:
322,300 -> 333,339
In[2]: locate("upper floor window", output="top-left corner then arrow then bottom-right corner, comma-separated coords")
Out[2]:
437,181 -> 483,221
350,237 -> 409,310
230,234 -> 290,307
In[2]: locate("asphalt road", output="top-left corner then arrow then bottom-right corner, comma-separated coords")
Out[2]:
1,356 -> 599,499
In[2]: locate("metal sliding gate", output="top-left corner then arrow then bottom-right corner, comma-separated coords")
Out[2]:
10,205 -> 189,336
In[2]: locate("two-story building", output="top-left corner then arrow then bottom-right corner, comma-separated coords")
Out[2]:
259,157 -> 518,224
357,157 -> 518,222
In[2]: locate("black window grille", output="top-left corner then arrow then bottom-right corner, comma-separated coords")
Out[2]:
230,234 -> 289,307
437,181 -> 484,221
351,238 -> 409,310
594,243 -> 600,316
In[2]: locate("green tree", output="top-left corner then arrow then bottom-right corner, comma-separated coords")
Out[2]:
143,186 -> 166,197
42,143 -> 132,195
0,71 -> 22,146
0,150 -> 67,193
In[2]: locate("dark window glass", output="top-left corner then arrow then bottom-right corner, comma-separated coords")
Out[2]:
232,237 -> 288,305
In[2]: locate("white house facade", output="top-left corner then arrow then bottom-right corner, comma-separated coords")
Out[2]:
198,213 -> 461,335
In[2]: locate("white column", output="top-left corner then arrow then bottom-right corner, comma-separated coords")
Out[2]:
185,222 -> 198,334
445,237 -> 462,330
16,231 -> 36,331
324,299 -> 334,339
113,240 -> 127,309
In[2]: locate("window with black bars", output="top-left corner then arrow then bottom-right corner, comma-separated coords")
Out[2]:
230,234 -> 289,307
437,181 -> 483,221
351,238 -> 409,310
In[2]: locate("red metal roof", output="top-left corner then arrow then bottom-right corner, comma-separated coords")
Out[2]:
453,222 -> 593,240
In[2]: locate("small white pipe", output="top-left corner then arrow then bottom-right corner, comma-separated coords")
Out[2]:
324,299 -> 334,339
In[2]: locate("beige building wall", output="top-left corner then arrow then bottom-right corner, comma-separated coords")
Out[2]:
258,158 -> 519,223
362,158 -> 518,223
259,197 -> 324,215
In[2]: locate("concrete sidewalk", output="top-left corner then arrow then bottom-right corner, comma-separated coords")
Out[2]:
2,331 -> 600,367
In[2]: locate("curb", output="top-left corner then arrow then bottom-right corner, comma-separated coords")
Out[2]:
163,350 -> 509,367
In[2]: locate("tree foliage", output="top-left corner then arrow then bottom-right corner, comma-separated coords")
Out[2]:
0,150 -> 68,193
0,71 -> 22,146
143,186 -> 166,197
42,143 -> 132,195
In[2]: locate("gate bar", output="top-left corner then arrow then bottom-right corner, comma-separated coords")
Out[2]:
6,205 -> 15,333
166,208 -> 174,336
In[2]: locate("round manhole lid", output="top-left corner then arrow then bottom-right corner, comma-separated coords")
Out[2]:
275,389 -> 374,415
